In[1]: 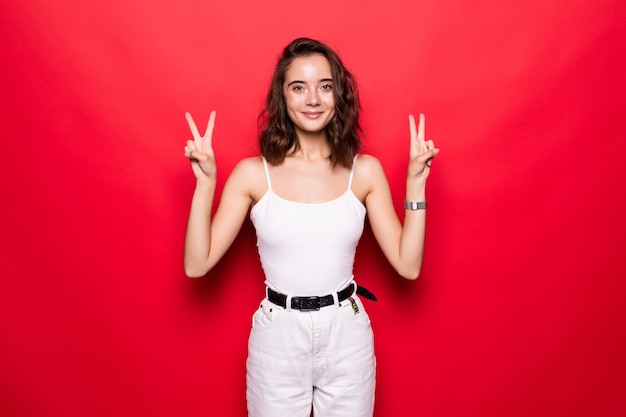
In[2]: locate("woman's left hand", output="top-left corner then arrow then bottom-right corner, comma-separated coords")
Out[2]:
408,113 -> 439,182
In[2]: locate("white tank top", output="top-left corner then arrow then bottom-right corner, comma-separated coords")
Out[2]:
250,155 -> 366,296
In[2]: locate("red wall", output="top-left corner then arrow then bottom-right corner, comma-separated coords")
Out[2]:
2,1 -> 625,416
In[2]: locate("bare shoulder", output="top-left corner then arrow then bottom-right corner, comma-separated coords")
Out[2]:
232,156 -> 264,175
227,156 -> 267,202
355,154 -> 386,180
353,154 -> 388,202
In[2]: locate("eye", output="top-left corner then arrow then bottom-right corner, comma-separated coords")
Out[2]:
321,83 -> 333,90
292,85 -> 305,92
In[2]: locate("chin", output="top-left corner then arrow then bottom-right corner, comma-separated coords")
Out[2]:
297,118 -> 333,134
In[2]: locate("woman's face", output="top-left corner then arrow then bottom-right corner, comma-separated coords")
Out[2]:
283,54 -> 335,137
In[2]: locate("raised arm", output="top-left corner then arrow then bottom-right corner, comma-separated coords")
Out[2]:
183,111 -> 252,278
364,113 -> 439,279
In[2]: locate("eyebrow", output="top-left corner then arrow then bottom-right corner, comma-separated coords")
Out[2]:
286,78 -> 333,87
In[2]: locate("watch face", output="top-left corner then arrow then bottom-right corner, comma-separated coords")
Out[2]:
405,201 -> 427,210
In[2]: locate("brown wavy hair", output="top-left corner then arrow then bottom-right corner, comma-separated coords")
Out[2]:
258,38 -> 362,168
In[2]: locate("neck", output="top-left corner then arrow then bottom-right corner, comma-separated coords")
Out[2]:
292,130 -> 331,162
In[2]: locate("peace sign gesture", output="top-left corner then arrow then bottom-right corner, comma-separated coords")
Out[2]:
184,111 -> 217,180
408,113 -> 439,183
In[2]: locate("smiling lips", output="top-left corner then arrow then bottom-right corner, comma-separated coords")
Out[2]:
302,111 -> 323,119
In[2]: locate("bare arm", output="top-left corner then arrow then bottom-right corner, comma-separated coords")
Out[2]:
365,113 -> 439,279
183,111 -> 252,278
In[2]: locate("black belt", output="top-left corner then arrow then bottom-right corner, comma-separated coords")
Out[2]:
267,283 -> 377,311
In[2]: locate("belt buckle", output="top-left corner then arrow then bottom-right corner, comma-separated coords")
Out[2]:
296,296 -> 321,311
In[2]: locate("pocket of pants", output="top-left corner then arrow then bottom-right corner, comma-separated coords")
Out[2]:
251,299 -> 286,330
340,295 -> 371,328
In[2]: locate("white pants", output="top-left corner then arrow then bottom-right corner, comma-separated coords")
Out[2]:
246,293 -> 376,417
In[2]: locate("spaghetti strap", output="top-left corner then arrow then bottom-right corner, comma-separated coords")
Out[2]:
261,157 -> 272,191
347,154 -> 358,190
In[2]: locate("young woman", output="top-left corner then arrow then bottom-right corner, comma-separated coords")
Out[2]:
183,38 -> 439,417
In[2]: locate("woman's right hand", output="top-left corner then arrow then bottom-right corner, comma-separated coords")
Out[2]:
184,111 -> 217,180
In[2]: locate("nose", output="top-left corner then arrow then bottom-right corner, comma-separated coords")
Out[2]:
305,89 -> 320,106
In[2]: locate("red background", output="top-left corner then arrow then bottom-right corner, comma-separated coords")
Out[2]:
2,0 -> 625,416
